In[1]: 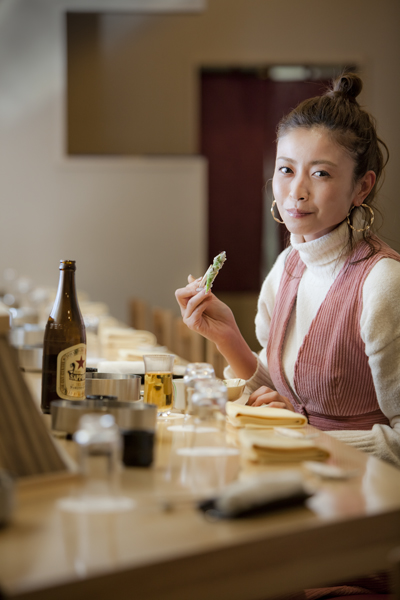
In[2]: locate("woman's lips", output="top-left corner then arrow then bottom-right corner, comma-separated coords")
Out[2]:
286,209 -> 312,218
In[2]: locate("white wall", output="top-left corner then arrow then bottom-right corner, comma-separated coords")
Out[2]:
0,0 -> 207,321
0,0 -> 399,324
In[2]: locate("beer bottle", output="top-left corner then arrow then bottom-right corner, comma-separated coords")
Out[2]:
41,260 -> 86,414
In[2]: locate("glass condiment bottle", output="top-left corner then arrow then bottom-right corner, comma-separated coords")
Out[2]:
41,260 -> 86,414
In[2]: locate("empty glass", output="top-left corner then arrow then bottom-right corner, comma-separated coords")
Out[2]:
60,413 -> 134,576
74,413 -> 122,494
192,379 -> 229,419
180,379 -> 229,451
176,380 -> 239,495
68,413 -> 135,512
182,362 -> 215,419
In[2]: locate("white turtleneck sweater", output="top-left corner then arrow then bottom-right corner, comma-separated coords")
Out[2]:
227,222 -> 400,468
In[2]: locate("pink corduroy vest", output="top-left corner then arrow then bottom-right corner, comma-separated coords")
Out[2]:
266,237 -> 400,431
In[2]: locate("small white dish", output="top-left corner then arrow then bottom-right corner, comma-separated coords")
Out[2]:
223,379 -> 246,401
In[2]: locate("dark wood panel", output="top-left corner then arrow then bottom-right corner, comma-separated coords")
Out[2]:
201,72 -> 266,292
66,13 -> 104,155
201,71 -> 331,292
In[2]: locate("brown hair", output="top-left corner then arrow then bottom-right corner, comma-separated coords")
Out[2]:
276,72 -> 389,256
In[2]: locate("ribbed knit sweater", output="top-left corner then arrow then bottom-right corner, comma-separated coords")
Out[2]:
226,221 -> 400,468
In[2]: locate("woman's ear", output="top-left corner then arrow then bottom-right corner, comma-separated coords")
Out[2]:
353,170 -> 376,207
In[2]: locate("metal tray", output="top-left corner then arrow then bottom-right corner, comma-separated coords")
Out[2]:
51,399 -> 157,435
85,372 -> 141,401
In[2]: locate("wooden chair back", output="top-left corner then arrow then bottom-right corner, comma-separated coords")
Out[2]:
152,307 -> 174,349
205,339 -> 228,379
128,298 -> 151,331
172,317 -> 204,363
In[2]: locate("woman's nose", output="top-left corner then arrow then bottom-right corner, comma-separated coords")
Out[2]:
290,176 -> 308,201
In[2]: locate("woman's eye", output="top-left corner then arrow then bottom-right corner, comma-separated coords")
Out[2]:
314,170 -> 330,177
279,166 -> 293,174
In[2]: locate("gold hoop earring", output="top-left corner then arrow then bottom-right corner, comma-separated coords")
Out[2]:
271,200 -> 284,224
346,203 -> 375,233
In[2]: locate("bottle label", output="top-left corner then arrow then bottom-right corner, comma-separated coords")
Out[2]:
56,343 -> 86,400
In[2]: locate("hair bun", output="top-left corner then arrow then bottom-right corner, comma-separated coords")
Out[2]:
329,72 -> 362,101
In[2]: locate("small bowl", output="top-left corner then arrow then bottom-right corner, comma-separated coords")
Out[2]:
223,378 -> 246,401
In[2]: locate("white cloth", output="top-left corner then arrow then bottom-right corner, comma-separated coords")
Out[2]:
225,222 -> 400,468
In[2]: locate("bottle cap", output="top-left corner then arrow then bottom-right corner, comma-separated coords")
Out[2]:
59,260 -> 76,271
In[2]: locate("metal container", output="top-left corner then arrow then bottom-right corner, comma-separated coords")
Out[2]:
10,324 -> 44,372
85,372 -> 140,402
9,308 -> 39,328
17,346 -> 43,372
9,324 -> 44,347
51,399 -> 157,435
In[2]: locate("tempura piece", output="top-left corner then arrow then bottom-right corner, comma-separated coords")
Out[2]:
200,251 -> 227,292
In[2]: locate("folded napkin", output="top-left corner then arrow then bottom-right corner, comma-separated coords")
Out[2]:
198,470 -> 311,518
226,402 -> 307,428
239,429 -> 330,463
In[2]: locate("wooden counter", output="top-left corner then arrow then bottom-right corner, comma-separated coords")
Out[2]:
1,412 -> 400,600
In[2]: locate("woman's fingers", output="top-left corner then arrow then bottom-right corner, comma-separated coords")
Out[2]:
247,387 -> 294,412
188,274 -> 202,284
262,401 -> 287,409
247,386 -> 274,405
175,280 -> 202,315
175,282 -> 214,331
183,292 -> 214,330
175,276 -> 237,344
175,288 -> 191,316
251,398 -> 286,409
249,392 -> 280,407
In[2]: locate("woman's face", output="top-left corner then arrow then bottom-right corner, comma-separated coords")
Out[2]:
272,126 -> 373,242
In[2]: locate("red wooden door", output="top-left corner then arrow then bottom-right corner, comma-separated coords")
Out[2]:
200,71 -> 329,292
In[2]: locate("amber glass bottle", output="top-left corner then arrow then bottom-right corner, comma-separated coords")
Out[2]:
41,260 -> 86,414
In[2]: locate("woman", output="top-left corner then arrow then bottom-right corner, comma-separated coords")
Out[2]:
175,72 -> 400,470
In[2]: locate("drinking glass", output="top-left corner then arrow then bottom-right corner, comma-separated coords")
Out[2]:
181,362 -> 215,419
177,380 -> 240,494
60,413 -> 134,576
192,379 -> 229,419
74,413 -> 122,494
143,354 -> 175,417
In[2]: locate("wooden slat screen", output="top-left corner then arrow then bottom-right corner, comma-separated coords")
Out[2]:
0,337 -> 68,478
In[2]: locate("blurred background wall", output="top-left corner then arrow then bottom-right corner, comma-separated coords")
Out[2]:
0,0 -> 399,348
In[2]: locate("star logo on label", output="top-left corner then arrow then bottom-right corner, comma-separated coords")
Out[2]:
77,355 -> 85,370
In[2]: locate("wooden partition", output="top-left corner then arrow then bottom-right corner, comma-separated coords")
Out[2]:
0,304 -> 69,478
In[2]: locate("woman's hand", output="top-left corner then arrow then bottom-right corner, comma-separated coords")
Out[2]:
175,276 -> 258,380
246,386 -> 295,411
175,275 -> 237,345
